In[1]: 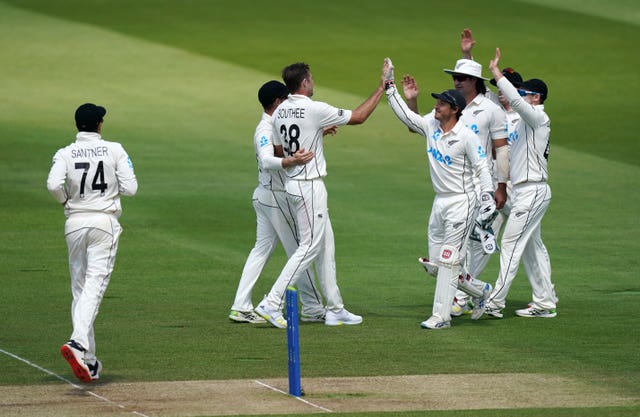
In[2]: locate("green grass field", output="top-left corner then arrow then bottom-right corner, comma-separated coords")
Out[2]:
1,1 -> 639,416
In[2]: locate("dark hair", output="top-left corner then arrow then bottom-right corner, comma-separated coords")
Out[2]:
474,78 -> 487,96
282,62 -> 310,93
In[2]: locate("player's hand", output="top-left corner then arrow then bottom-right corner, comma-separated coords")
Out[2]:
461,28 -> 475,59
323,125 -> 338,136
401,75 -> 419,100
494,183 -> 507,210
292,148 -> 314,165
489,48 -> 502,79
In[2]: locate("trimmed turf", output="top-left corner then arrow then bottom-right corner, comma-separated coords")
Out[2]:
0,1 -> 638,416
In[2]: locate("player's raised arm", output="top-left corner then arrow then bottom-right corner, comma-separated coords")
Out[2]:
402,74 -> 420,114
488,47 -> 503,83
384,58 -> 430,136
461,28 -> 475,60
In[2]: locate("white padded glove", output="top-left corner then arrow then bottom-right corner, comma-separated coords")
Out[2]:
476,191 -> 497,228
383,57 -> 395,82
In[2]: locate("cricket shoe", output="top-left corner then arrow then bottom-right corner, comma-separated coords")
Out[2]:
325,308 -> 362,326
515,306 -> 557,318
88,360 -> 102,381
255,302 -> 287,329
228,310 -> 266,323
60,340 -> 91,383
471,283 -> 493,320
451,297 -> 472,317
485,302 -> 504,318
420,315 -> 451,330
418,257 -> 438,277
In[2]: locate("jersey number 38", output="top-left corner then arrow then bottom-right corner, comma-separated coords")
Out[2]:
279,124 -> 301,156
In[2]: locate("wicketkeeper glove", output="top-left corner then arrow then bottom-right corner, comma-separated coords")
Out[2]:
473,222 -> 498,254
476,191 -> 497,228
384,57 -> 394,81
384,57 -> 395,89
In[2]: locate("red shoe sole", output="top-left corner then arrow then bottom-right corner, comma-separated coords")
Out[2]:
60,345 -> 92,383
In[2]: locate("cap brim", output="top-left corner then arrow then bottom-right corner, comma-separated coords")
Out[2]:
430,93 -> 456,108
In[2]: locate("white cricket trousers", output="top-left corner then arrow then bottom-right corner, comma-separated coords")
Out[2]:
490,182 -> 555,310
264,178 -> 344,312
232,186 -> 324,314
65,214 -> 121,363
428,192 -> 488,322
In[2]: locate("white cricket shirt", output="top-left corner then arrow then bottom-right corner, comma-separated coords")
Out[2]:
386,86 -> 493,195
458,93 -> 508,175
272,94 -> 352,180
47,132 -> 138,219
497,78 -> 550,185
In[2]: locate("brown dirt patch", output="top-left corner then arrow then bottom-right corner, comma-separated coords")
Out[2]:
0,374 -> 636,416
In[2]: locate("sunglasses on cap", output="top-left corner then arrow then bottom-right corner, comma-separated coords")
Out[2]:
517,89 -> 539,96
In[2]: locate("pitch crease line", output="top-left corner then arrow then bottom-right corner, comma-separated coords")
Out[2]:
0,347 -> 150,417
254,379 -> 333,412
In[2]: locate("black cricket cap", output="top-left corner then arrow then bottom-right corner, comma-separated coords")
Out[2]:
431,89 -> 467,111
520,78 -> 548,100
258,80 -> 289,108
490,67 -> 523,86
75,103 -> 106,131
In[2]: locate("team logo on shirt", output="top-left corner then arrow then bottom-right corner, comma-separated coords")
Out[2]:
427,147 -> 452,166
473,110 -> 484,116
259,135 -> 269,148
338,109 -> 344,117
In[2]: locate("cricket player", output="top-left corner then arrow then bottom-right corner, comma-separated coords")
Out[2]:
402,38 -> 509,316
230,80 -> 326,324
255,62 -> 385,328
384,58 -> 495,329
47,103 -> 138,382
486,48 -> 557,318
458,28 -> 558,316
